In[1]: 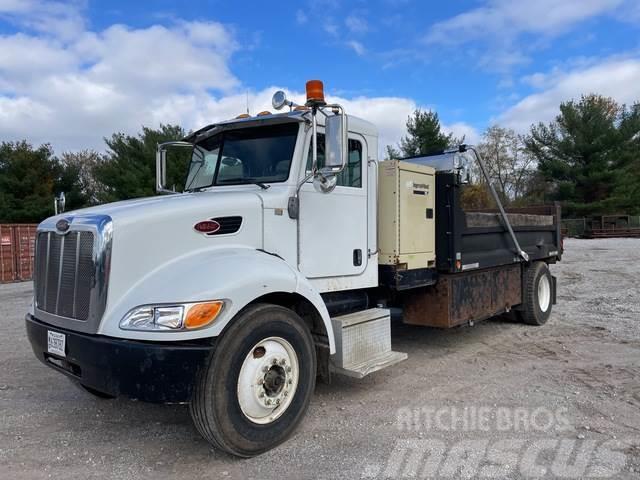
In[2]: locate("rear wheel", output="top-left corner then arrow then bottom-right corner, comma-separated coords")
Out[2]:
518,262 -> 553,326
190,304 -> 316,457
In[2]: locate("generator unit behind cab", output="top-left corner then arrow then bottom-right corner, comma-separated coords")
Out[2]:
378,160 -> 436,290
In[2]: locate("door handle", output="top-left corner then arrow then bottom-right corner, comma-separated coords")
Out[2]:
353,249 -> 363,266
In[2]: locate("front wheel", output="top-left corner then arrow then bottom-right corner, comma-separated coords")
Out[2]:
190,304 -> 316,457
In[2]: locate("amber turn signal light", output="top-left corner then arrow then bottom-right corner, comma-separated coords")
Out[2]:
184,301 -> 224,329
305,79 -> 325,105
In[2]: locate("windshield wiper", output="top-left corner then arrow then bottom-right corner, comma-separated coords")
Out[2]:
217,178 -> 271,190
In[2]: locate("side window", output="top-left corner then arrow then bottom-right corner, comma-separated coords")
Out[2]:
306,134 -> 363,188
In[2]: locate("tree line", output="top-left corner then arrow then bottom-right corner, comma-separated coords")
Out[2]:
0,125 -> 189,223
385,94 -> 640,216
0,93 -> 638,223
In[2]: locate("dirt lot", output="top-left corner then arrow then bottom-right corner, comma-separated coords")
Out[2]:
1,238 -> 639,479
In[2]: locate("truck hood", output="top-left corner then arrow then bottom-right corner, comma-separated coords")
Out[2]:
64,191 -> 262,227
43,191 -> 266,310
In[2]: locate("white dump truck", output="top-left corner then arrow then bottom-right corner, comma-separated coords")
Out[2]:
26,80 -> 562,457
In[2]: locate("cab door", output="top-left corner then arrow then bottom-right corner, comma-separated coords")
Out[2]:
298,133 -> 368,278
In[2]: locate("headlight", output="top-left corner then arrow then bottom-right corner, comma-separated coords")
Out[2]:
120,301 -> 223,331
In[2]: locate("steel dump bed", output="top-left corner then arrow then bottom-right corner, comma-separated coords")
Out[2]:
435,172 -> 562,274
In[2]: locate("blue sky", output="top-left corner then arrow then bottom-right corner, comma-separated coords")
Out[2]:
0,0 -> 639,153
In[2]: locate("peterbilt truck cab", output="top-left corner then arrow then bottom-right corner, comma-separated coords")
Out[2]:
26,81 -> 394,457
26,80 -> 562,457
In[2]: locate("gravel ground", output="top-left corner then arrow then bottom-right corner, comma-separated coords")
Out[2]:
1,238 -> 639,479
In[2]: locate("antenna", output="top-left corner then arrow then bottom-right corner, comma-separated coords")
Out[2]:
246,90 -> 249,115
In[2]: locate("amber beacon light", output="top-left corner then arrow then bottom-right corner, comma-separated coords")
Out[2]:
305,80 -> 326,106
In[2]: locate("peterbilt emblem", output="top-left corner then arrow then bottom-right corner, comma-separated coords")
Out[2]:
194,220 -> 221,235
56,218 -> 71,233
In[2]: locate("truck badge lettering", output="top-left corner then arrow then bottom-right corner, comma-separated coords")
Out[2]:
194,220 -> 221,235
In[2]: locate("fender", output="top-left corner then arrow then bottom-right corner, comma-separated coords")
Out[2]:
99,247 -> 335,353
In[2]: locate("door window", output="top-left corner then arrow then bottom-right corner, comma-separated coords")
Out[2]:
306,134 -> 363,188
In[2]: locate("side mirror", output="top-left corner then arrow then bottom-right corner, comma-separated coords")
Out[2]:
54,191 -> 66,215
322,113 -> 347,176
156,141 -> 193,194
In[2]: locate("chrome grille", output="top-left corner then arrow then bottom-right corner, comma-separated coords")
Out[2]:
35,231 -> 95,321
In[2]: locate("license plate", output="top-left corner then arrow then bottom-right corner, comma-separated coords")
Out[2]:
47,330 -> 66,357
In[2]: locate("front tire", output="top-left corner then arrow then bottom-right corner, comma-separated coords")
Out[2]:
190,304 -> 316,457
518,262 -> 553,326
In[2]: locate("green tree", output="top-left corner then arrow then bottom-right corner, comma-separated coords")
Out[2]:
0,141 -> 59,223
94,124 -> 189,203
384,144 -> 401,161
608,103 -> 640,214
524,94 -> 637,215
398,109 -> 461,157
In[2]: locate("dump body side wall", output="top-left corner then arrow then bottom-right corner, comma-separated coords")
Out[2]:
435,173 -> 562,274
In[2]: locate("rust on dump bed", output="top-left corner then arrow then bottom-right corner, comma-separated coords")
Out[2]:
402,264 -> 522,328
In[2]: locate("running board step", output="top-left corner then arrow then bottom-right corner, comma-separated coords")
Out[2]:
330,308 -> 408,379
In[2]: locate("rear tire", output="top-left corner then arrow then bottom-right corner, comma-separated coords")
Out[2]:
518,262 -> 553,326
190,304 -> 316,457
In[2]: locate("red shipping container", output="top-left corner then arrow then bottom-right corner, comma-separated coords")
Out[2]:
0,224 -> 37,283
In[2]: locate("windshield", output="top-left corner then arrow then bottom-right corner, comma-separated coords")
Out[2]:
185,122 -> 299,191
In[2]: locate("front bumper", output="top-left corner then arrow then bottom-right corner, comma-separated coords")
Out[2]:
25,314 -> 214,403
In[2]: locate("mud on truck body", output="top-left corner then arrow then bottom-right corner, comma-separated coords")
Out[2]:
26,80 -> 562,457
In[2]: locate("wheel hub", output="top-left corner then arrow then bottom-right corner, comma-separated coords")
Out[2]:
263,364 -> 286,397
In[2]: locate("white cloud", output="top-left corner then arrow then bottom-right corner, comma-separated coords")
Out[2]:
442,122 -> 481,145
425,0 -> 623,45
346,40 -> 366,56
0,13 -> 241,151
0,0 -> 86,40
345,15 -> 369,34
424,0 -> 626,72
499,57 -> 640,132
323,21 -> 339,37
0,1 -> 472,159
0,20 -> 419,157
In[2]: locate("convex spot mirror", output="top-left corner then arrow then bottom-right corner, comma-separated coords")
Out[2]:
313,173 -> 338,193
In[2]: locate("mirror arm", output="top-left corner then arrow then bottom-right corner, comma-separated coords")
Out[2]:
311,108 -> 318,174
